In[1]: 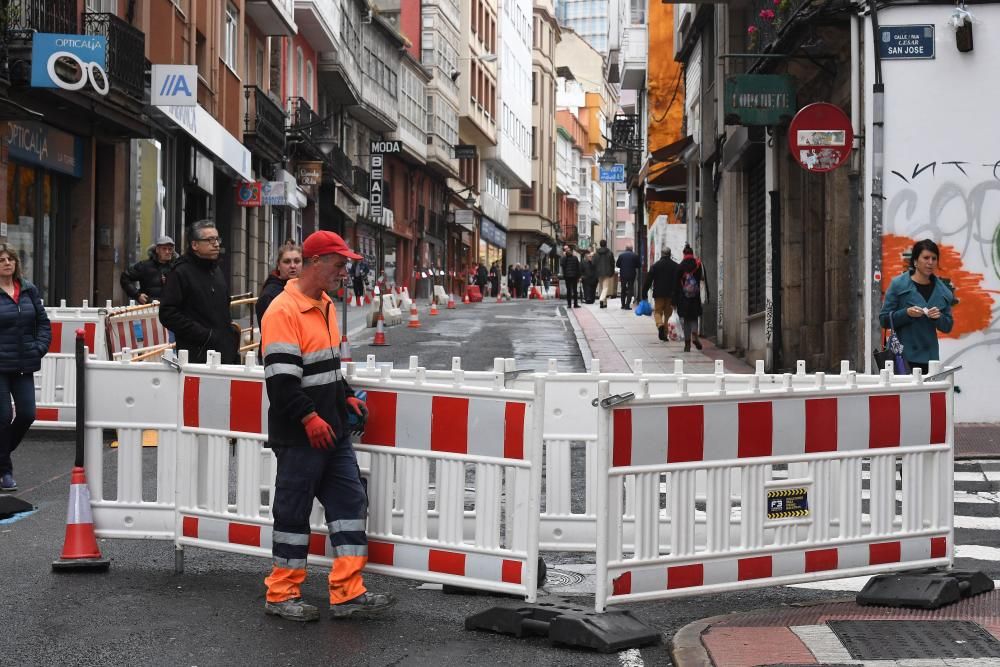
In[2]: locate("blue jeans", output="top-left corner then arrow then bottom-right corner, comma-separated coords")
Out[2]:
0,372 -> 36,475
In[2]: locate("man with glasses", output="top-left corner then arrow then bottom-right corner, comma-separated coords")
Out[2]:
159,220 -> 240,364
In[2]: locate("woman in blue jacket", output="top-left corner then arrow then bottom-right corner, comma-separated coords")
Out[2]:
879,239 -> 954,374
0,244 -> 51,492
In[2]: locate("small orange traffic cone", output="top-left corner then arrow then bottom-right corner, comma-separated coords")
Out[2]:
407,303 -> 421,328
340,335 -> 352,362
447,294 -> 456,309
429,299 -> 439,316
364,291 -> 372,305
52,466 -> 110,571
372,313 -> 388,345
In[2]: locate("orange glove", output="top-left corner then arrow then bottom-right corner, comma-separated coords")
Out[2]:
303,413 -> 335,449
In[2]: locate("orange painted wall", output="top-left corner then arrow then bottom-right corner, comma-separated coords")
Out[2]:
647,3 -> 684,224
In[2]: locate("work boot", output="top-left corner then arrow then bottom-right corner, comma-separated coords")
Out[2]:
693,335 -> 703,350
330,591 -> 396,619
265,597 -> 320,622
683,339 -> 691,352
657,325 -> 666,341
0,472 -> 16,492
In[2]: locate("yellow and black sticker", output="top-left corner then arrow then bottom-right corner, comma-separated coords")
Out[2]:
767,487 -> 810,519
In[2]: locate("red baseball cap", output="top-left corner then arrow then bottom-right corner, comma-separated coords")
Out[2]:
302,231 -> 362,260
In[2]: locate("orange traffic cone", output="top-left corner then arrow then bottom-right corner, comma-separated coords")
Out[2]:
364,291 -> 372,305
447,294 -> 456,309
372,313 -> 388,345
407,303 -> 421,328
52,466 -> 110,571
340,335 -> 352,362
429,299 -> 439,316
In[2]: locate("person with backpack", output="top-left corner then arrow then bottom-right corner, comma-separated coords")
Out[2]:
674,245 -> 709,352
642,247 -> 679,341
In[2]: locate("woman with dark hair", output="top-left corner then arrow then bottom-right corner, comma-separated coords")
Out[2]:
879,238 -> 954,374
0,243 -> 51,492
256,242 -> 303,321
674,245 -> 708,352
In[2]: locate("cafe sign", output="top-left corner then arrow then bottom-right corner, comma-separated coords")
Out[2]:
296,161 -> 323,187
724,74 -> 796,127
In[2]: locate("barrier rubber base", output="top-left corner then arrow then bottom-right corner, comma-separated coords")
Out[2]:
465,603 -> 660,653
52,557 -> 111,572
857,568 -> 994,609
0,495 -> 34,520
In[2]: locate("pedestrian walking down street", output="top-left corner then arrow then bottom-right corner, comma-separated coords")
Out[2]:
475,263 -> 489,297
593,240 -> 616,308
255,242 -> 303,322
159,220 -> 240,364
879,238 -> 954,374
519,264 -> 532,297
261,230 -> 393,622
351,256 -> 370,302
540,265 -> 552,292
0,244 -> 51,493
580,250 -> 598,304
119,235 -> 178,304
506,265 -> 516,298
642,247 -> 679,341
489,262 -> 500,297
675,245 -> 708,351
560,244 -> 581,308
615,244 -> 641,309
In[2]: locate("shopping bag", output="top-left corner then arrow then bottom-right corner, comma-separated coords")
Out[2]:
667,311 -> 681,341
633,300 -> 652,317
873,313 -> 910,375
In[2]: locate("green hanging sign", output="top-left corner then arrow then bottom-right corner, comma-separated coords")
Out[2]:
724,74 -> 796,127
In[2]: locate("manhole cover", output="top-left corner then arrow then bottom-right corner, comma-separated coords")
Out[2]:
545,568 -> 587,588
828,620 -> 1000,660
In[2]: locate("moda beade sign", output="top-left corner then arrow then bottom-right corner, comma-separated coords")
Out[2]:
369,141 -> 401,223
31,33 -> 109,96
724,74 -> 796,127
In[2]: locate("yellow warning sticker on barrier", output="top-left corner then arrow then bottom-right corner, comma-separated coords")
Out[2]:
767,487 -> 810,519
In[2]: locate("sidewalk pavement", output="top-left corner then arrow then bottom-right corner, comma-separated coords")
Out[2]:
568,297 -> 1000,667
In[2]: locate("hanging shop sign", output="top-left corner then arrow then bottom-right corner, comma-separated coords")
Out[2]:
236,180 -> 262,207
454,209 -> 475,231
723,74 -> 796,127
296,161 -> 323,187
788,103 -> 853,173
261,180 -> 288,206
878,25 -> 935,60
370,154 -> 384,221
6,121 -> 83,177
31,34 -> 108,96
151,64 -> 197,106
598,163 -> 626,183
453,144 -> 477,160
370,140 -> 401,154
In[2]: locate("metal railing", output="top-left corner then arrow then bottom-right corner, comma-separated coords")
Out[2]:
243,85 -> 286,162
287,96 -> 323,141
610,114 -> 642,152
325,141 -> 353,189
82,12 -> 146,101
353,165 -> 370,196
5,0 -> 76,35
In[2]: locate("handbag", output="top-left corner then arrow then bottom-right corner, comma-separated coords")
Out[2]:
873,313 -> 911,374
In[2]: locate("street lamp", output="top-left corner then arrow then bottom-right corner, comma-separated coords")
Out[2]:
451,53 -> 498,81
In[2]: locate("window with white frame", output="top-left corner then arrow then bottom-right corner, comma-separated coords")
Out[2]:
616,221 -> 627,238
223,4 -> 239,70
616,190 -> 628,209
306,61 -> 314,107
296,48 -> 304,99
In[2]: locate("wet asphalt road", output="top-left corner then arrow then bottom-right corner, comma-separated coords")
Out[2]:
2,299 -> 844,667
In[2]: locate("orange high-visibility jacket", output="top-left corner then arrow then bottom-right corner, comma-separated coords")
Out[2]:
260,280 -> 354,446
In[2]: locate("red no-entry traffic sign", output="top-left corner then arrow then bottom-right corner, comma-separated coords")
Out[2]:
788,103 -> 854,173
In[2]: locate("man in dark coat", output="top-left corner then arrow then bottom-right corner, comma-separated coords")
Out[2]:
119,235 -> 177,304
674,245 -> 709,352
592,240 -> 616,308
159,220 -> 240,364
559,245 -> 581,308
642,247 -> 679,341
580,250 -> 597,303
615,244 -> 642,309
475,263 -> 489,296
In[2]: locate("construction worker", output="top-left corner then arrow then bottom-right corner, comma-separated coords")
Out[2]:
260,230 -> 393,622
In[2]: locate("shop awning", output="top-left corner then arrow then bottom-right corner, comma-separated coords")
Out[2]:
155,103 -> 253,181
650,134 -> 693,163
646,161 -> 687,203
0,97 -> 43,121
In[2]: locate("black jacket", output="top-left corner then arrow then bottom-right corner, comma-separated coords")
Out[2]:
255,272 -> 286,323
674,257 -> 707,319
159,252 -> 239,364
0,279 -> 51,374
642,255 -> 679,299
120,253 -> 175,301
476,266 -> 488,286
581,258 -> 597,282
560,254 -> 581,279
615,250 -> 641,282
593,247 -> 615,278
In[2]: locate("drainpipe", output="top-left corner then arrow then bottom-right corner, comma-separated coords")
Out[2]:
865,0 -> 885,374
847,9 -> 862,370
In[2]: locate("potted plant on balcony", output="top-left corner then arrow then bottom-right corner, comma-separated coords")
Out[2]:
772,0 -> 792,29
747,25 -> 759,51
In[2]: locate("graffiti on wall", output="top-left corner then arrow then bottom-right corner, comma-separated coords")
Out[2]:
883,160 -> 1000,374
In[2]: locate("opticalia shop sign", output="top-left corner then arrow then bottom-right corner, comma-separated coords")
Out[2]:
724,74 -> 796,127
31,34 -> 108,96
